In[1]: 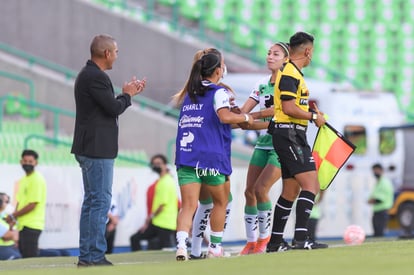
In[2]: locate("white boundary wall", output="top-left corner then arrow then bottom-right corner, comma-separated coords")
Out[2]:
0,164 -> 375,249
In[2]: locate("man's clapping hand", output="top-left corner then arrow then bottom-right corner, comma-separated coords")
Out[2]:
123,76 -> 146,97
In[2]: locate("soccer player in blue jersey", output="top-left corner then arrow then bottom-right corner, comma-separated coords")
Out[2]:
174,50 -> 253,260
174,48 -> 237,260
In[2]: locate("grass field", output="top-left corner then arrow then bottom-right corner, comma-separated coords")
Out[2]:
1,239 -> 413,275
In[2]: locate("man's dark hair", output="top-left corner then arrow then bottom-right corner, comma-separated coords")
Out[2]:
150,154 -> 168,165
90,34 -> 116,58
289,31 -> 314,49
0,193 -> 10,204
22,149 -> 39,160
372,163 -> 383,170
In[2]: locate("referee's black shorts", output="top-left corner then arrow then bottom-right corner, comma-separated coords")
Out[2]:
271,123 -> 316,179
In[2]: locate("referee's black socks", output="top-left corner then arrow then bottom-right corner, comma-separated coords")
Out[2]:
294,190 -> 316,241
269,196 -> 293,244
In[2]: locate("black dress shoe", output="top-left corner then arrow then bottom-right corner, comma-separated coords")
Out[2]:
92,258 -> 113,266
77,258 -> 113,267
77,260 -> 93,267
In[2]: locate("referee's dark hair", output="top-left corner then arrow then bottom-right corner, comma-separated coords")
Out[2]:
289,32 -> 314,50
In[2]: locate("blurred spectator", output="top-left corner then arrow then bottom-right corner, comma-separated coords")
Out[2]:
105,198 -> 119,254
368,163 -> 394,237
130,154 -> 179,251
5,150 -> 47,258
0,193 -> 21,260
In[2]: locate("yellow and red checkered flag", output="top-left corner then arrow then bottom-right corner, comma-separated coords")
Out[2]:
312,123 -> 356,190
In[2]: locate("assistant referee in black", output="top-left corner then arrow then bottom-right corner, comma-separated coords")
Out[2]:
266,32 -> 328,252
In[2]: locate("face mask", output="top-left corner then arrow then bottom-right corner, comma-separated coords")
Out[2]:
374,173 -> 381,179
222,64 -> 227,79
151,165 -> 162,174
22,164 -> 34,174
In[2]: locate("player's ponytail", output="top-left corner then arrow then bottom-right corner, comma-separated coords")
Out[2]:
186,59 -> 203,103
186,53 -> 221,103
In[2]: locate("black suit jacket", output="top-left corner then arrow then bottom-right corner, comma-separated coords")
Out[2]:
71,60 -> 131,158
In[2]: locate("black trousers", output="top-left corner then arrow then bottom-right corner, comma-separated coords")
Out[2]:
130,223 -> 175,251
373,210 -> 389,237
19,226 -> 42,258
105,228 -> 116,254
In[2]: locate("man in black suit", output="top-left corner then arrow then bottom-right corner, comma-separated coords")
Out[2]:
71,34 -> 146,267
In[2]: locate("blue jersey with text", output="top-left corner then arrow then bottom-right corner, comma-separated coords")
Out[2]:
175,84 -> 232,176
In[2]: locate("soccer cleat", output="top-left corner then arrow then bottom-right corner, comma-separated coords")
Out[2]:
239,241 -> 256,255
189,252 -> 206,260
266,239 -> 291,253
207,246 -> 224,258
291,238 -> 328,250
253,236 -> 271,254
176,247 -> 188,261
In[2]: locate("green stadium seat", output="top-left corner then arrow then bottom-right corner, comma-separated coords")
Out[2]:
178,0 -> 203,20
262,21 -> 281,40
1,134 -> 22,149
115,149 -> 149,167
262,21 -> 290,45
262,0 -> 282,22
1,148 -> 19,164
92,0 -> 108,5
156,0 -> 176,7
4,94 -> 41,119
399,1 -> 414,22
204,0 -> 235,33
256,40 -> 272,61
4,93 -> 24,115
93,0 -> 126,12
231,24 -> 254,48
2,120 -> 45,135
233,0 -> 261,25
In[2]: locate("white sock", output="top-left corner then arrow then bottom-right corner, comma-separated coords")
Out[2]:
209,230 -> 223,252
244,214 -> 258,242
191,202 -> 213,256
258,209 -> 272,239
176,231 -> 189,249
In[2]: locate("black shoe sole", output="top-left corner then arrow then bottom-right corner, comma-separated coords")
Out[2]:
77,259 -> 113,267
189,254 -> 206,260
176,255 -> 187,261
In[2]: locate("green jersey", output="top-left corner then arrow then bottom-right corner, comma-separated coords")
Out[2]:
249,76 -> 274,150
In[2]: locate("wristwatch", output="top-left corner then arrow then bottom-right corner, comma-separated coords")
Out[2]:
312,113 -> 318,121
